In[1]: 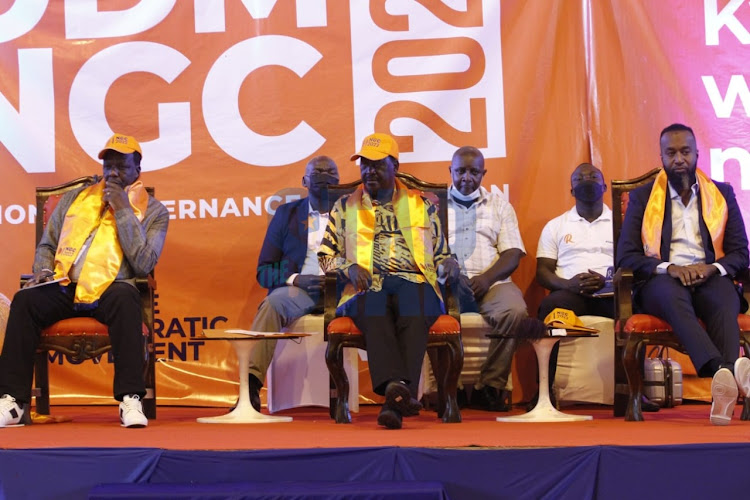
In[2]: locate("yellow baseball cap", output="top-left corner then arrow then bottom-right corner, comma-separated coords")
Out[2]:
98,133 -> 142,159
543,308 -> 585,328
350,133 -> 399,161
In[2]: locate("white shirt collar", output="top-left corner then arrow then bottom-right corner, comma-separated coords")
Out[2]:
667,180 -> 699,201
566,204 -> 612,222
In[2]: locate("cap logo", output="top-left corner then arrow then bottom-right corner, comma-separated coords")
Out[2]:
114,136 -> 128,145
364,137 -> 381,148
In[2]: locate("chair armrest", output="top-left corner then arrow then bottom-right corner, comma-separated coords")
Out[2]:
135,274 -> 156,292
614,267 -> 634,322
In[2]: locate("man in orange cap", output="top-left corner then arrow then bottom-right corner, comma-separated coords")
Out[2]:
319,132 -> 460,429
0,133 -> 169,428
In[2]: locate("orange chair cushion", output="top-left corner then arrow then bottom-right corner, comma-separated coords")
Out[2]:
41,317 -> 148,337
619,313 -> 750,335
328,314 -> 460,336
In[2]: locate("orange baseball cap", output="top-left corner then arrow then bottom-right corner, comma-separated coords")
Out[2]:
350,133 -> 399,161
98,133 -> 142,159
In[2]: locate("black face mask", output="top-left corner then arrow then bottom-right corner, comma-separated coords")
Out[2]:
308,173 -> 338,186
573,180 -> 605,202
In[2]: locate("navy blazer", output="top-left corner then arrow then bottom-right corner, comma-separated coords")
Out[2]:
616,178 -> 749,282
256,197 -> 310,292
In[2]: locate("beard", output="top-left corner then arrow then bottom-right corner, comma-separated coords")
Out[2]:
665,167 -> 696,193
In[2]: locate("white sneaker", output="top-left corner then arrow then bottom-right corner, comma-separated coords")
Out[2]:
710,368 -> 738,426
734,357 -> 750,398
0,394 -> 26,427
119,395 -> 148,428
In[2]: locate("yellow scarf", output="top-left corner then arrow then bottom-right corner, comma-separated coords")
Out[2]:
54,180 -> 149,305
642,169 -> 727,260
338,178 -> 442,308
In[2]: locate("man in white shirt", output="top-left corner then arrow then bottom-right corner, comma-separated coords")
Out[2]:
447,146 -> 528,411
247,156 -> 340,411
534,163 -> 615,409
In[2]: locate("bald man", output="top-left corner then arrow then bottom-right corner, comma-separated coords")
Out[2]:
246,156 -> 340,411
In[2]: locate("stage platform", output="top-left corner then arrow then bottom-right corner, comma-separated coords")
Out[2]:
2,403 -> 749,499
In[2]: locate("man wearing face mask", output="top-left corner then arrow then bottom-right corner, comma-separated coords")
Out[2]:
446,146 -> 528,412
0,133 -> 169,428
533,163 -> 616,409
246,156 -> 340,411
618,123 -> 750,425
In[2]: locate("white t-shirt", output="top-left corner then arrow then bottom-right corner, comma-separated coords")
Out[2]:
536,205 -> 613,279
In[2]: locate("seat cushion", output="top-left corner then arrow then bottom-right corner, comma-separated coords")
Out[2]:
619,314 -> 672,334
738,314 -> 750,331
619,313 -> 750,335
41,317 -> 148,337
328,315 -> 460,336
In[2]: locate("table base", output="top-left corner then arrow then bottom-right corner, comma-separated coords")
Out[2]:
197,336 -> 293,424
497,337 -> 593,423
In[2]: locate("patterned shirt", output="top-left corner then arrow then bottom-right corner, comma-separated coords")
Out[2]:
447,185 -> 525,284
318,189 -> 451,293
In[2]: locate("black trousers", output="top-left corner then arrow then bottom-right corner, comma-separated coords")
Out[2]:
347,276 -> 441,397
537,290 -> 615,388
636,274 -> 740,376
0,282 -> 146,404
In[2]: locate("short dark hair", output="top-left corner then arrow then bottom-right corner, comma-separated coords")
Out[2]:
660,123 -> 694,141
132,151 -> 142,166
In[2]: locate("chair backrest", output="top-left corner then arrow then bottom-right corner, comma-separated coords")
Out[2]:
611,168 -> 660,265
36,176 -> 155,245
326,171 -> 449,232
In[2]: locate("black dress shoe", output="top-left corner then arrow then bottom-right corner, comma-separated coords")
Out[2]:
377,406 -> 403,429
470,386 -> 511,412
384,381 -> 415,416
248,374 -> 262,412
641,395 -> 660,413
404,397 -> 422,417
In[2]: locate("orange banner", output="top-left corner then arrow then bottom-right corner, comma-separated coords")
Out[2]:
1,0 -> 749,405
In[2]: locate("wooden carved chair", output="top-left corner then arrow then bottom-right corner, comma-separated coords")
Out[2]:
23,176 -> 157,419
324,172 -> 463,424
612,168 -> 750,421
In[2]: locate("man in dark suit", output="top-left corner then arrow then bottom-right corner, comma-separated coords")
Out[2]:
246,156 -> 340,410
617,123 -> 750,425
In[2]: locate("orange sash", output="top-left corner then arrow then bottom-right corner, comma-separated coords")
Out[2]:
641,169 -> 727,260
54,180 -> 148,305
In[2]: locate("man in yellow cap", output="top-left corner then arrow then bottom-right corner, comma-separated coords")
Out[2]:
319,132 -> 460,429
0,133 -> 169,428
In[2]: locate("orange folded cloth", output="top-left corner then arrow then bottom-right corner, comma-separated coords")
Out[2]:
31,411 -> 72,424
